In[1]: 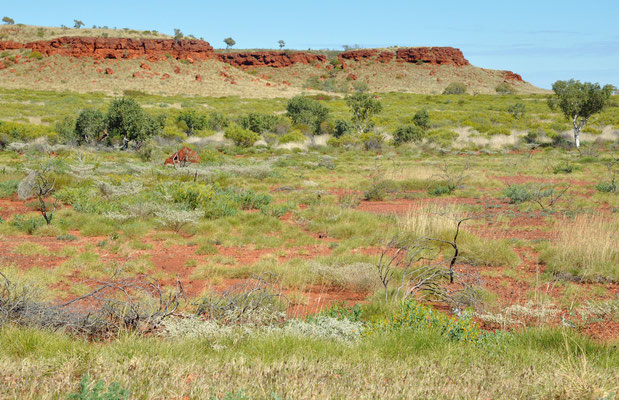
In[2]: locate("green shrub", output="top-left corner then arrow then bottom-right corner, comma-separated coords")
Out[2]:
412,109 -> 430,130
11,214 -> 44,234
0,180 -> 19,197
237,113 -> 280,134
278,129 -> 306,144
428,184 -> 451,196
495,82 -> 514,94
366,301 -> 491,344
508,103 -> 526,120
503,184 -> 534,204
552,161 -> 573,174
67,374 -> 129,400
595,180 -> 617,193
286,96 -> 330,134
106,97 -> 163,147
393,125 -> 424,145
75,109 -> 106,144
28,51 -> 44,60
442,82 -> 467,95
333,119 -> 351,138
224,124 -> 260,147
206,112 -> 229,131
176,109 -> 206,135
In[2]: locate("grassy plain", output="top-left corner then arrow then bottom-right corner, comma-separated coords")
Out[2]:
0,89 -> 617,399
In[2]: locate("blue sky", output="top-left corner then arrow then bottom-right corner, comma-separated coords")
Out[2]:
3,0 -> 618,89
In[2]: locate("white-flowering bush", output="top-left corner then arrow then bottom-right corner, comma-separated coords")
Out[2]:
155,207 -> 202,232
279,317 -> 364,341
161,315 -> 365,342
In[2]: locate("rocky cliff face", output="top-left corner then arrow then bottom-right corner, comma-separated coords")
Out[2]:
0,37 -> 327,67
216,51 -> 326,68
396,47 -> 470,66
6,37 -> 216,61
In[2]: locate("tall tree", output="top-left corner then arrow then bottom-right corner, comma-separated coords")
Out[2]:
548,80 -> 614,148
346,93 -> 383,134
2,17 -> 15,25
73,19 -> 84,28
278,40 -> 286,50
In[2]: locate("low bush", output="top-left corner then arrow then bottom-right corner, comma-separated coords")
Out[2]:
393,125 -> 424,145
442,82 -> 467,95
224,124 -> 260,147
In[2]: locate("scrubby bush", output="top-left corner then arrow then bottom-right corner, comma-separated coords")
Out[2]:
176,109 -> 206,135
206,112 -> 229,131
495,82 -> 514,94
393,125 -> 424,145
106,97 -> 163,148
508,103 -> 526,120
333,119 -> 351,138
286,96 -> 330,134
442,82 -> 467,95
278,129 -> 306,144
503,184 -> 534,204
224,124 -> 260,147
595,180 -> 617,193
75,109 -> 106,144
67,374 -> 129,400
412,109 -> 430,130
237,113 -> 280,134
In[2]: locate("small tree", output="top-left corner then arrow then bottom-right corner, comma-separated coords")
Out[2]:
508,103 -> 526,120
173,28 -> 183,41
2,16 -> 14,25
106,97 -> 162,149
18,159 -> 59,225
346,93 -> 382,134
548,79 -> 614,148
286,95 -> 330,134
73,20 -> 84,29
278,40 -> 285,50
75,109 -> 106,144
393,125 -> 424,145
412,109 -> 429,130
176,109 -> 206,135
224,37 -> 236,49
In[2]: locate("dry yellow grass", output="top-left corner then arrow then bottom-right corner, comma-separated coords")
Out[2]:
0,25 -> 170,43
542,215 -> 619,281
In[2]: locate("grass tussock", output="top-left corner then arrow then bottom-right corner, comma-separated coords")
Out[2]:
541,215 -> 619,281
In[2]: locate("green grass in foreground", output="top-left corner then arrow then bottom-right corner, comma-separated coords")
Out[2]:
0,324 -> 616,399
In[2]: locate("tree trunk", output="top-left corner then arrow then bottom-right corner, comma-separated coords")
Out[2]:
572,115 -> 586,148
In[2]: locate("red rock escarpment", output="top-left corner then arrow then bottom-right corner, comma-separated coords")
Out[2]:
0,37 -> 326,68
396,47 -> 470,66
216,51 -> 326,68
0,36 -> 215,61
337,47 -> 470,66
339,49 -> 394,63
502,70 -> 523,82
30,37 -> 214,61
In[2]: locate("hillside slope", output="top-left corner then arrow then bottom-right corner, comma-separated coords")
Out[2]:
0,25 -> 546,98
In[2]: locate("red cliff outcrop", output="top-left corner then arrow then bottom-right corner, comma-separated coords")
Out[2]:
339,49 -> 394,63
396,47 -> 469,66
23,37 -> 215,61
216,51 -> 326,68
502,70 -> 523,82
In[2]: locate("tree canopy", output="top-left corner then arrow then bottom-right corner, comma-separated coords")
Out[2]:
548,79 -> 614,147
346,93 -> 382,134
